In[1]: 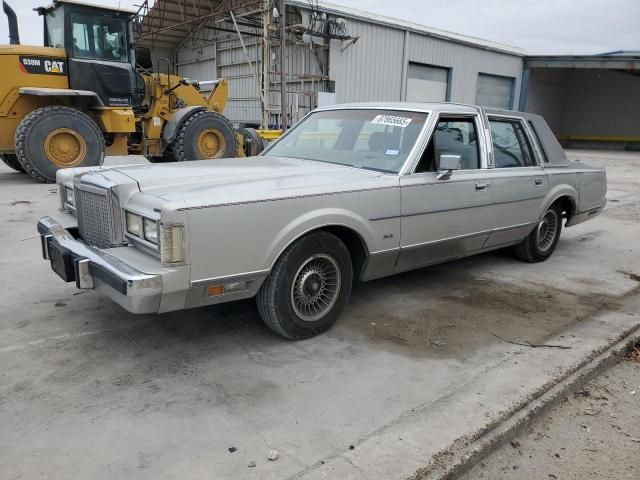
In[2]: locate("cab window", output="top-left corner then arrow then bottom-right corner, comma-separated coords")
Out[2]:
489,119 -> 536,168
45,11 -> 65,48
416,117 -> 480,172
71,13 -> 128,62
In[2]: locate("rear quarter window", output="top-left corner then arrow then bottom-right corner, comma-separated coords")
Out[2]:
528,120 -> 549,163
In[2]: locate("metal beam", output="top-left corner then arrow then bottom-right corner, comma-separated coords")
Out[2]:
279,0 -> 288,131
525,57 -> 640,70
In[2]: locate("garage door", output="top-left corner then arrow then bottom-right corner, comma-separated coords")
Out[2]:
475,73 -> 514,109
406,63 -> 449,103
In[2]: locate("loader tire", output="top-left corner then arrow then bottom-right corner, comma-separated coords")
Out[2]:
171,111 -> 237,161
15,106 -> 105,183
0,154 -> 25,173
239,127 -> 265,157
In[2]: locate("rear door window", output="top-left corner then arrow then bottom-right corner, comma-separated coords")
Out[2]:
489,119 -> 536,168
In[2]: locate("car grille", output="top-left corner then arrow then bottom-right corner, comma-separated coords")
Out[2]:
76,187 -> 114,249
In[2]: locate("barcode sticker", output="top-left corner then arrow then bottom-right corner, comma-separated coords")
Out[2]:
371,115 -> 412,128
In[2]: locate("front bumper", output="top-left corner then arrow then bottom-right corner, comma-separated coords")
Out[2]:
38,216 -> 162,314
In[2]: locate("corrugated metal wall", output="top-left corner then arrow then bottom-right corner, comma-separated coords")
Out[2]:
561,69 -> 640,137
329,20 -> 405,102
406,33 -> 523,106
524,69 -> 568,132
149,47 -> 175,71
150,6 -> 525,126
176,43 -> 217,85
329,20 -> 523,106
526,68 -> 640,137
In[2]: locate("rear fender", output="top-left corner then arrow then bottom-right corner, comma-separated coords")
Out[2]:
162,106 -> 207,144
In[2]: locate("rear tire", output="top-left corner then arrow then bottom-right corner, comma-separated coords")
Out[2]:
257,231 -> 353,340
0,154 -> 25,173
239,127 -> 265,157
15,106 -> 105,183
171,111 -> 237,161
515,203 -> 563,262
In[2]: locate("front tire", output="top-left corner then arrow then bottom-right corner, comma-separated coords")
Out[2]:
515,203 -> 563,262
15,106 -> 104,183
257,231 -> 353,340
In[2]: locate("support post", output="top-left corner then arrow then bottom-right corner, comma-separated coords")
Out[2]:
261,0 -> 270,128
518,66 -> 531,112
279,0 -> 288,131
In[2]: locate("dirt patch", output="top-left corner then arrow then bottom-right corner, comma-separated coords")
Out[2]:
627,345 -> 640,363
337,261 -> 632,358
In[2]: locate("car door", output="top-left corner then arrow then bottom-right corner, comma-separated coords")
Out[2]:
482,115 -> 550,248
397,112 -> 496,271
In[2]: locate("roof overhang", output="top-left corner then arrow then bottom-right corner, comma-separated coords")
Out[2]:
38,0 -> 138,15
136,0 -> 263,49
525,55 -> 640,70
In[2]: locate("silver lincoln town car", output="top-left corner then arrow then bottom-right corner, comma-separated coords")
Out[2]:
38,102 -> 607,339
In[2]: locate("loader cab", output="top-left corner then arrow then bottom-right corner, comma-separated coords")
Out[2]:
38,0 -> 138,107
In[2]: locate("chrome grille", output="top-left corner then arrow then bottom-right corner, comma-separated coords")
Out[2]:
76,187 -> 114,248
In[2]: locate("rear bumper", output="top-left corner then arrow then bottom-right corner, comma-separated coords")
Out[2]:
38,216 -> 162,314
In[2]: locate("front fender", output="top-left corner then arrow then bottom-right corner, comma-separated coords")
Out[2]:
263,207 -> 376,270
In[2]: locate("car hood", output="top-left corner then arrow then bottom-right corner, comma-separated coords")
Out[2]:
110,156 -> 395,208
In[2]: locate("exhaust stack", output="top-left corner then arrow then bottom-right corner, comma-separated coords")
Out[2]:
3,1 -> 20,45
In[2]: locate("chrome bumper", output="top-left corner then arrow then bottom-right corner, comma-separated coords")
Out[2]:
38,216 -> 162,314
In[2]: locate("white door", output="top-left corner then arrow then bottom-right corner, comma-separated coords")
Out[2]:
475,73 -> 514,109
406,63 -> 449,103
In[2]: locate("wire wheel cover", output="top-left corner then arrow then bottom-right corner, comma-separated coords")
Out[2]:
537,209 -> 559,252
291,254 -> 341,322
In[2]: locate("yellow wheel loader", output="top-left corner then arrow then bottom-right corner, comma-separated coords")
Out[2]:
0,0 -> 267,183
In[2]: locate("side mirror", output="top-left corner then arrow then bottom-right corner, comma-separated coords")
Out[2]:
133,16 -> 143,36
437,154 -> 462,180
135,46 -> 153,70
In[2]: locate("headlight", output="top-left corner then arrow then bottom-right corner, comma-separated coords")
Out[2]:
143,218 -> 159,244
64,187 -> 75,206
126,212 -> 143,237
160,223 -> 185,266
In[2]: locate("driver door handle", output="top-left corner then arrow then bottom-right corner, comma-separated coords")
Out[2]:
475,183 -> 490,191
535,179 -> 544,186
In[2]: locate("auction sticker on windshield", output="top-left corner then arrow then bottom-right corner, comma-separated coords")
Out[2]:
371,115 -> 412,128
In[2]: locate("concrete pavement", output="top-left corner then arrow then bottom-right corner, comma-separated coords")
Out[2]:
1,150 -> 639,480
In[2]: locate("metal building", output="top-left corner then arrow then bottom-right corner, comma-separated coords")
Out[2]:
521,52 -> 640,150
136,0 -> 526,128
136,1 -> 639,150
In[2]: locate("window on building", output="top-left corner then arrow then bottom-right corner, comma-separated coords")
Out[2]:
475,73 -> 514,109
489,119 -> 536,168
406,63 -> 450,103
416,117 -> 480,172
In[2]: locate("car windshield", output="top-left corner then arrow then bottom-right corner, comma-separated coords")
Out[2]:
265,109 -> 429,173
